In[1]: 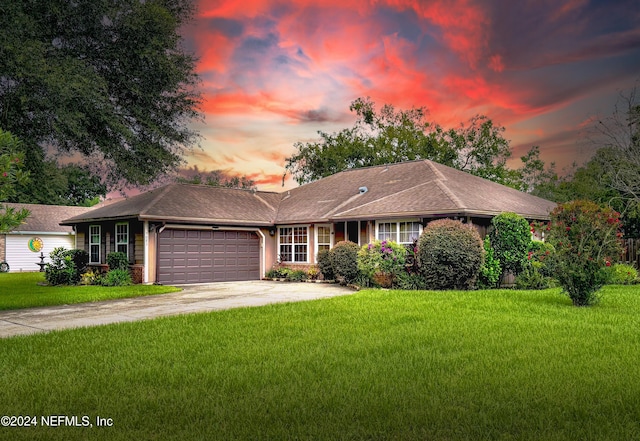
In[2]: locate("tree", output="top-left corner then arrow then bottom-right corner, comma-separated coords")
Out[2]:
0,0 -> 201,189
0,130 -> 29,233
285,97 -> 457,184
446,115 -> 520,188
517,145 -> 559,195
177,169 -> 257,190
589,84 -> 640,201
9,148 -> 107,206
286,98 -> 522,187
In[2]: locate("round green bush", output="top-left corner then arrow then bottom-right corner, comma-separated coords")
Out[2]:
107,252 -> 129,271
101,269 -> 132,286
604,263 -> 638,285
329,241 -> 360,285
317,249 -> 335,280
418,219 -> 485,290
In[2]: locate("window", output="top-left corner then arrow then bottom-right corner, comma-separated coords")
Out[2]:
377,222 -> 397,242
89,225 -> 101,263
399,221 -> 421,244
376,220 -> 422,244
116,222 -> 128,256
315,225 -> 332,261
279,226 -> 308,263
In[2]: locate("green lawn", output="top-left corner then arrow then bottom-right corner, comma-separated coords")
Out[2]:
0,272 -> 181,310
1,286 -> 640,440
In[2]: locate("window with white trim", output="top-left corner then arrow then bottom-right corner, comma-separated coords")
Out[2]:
399,221 -> 422,243
116,222 -> 129,256
376,220 -> 422,244
279,226 -> 308,263
377,222 -> 397,242
89,225 -> 101,263
315,225 -> 332,260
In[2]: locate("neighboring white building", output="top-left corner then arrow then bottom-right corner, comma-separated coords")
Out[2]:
0,203 -> 95,272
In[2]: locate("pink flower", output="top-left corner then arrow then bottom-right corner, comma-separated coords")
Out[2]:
606,261 -> 611,267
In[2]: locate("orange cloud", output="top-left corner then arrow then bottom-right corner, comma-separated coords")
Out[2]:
182,0 -> 640,192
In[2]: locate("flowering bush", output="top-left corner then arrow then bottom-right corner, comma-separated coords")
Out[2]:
548,200 -> 624,306
358,240 -> 406,288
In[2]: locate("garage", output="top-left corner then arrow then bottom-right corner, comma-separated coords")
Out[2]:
157,229 -> 261,284
5,234 -> 75,272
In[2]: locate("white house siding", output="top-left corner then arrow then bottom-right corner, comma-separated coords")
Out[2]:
5,234 -> 75,272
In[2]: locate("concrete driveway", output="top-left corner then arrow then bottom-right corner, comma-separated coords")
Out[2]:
0,281 -> 355,338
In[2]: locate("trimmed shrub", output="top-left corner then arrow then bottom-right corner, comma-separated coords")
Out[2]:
548,200 -> 624,306
418,219 -> 484,290
358,240 -> 406,288
489,212 -> 532,282
44,248 -> 89,285
67,249 -> 89,283
514,262 -> 555,290
317,249 -> 335,281
101,269 -> 132,286
394,271 -> 428,290
45,247 -> 76,286
330,241 -> 360,285
307,266 -> 320,281
107,252 -> 129,271
477,236 -> 501,289
604,263 -> 638,285
287,269 -> 308,282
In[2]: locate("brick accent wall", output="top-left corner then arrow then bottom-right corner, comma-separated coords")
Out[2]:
0,234 -> 5,261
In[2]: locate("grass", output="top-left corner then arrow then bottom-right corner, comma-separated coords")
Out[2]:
0,272 -> 181,310
1,285 -> 640,440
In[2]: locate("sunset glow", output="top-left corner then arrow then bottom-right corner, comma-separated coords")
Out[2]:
184,0 -> 640,190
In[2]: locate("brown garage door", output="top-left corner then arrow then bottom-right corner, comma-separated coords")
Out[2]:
157,229 -> 260,284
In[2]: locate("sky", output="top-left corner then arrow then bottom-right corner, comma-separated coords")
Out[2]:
180,0 -> 640,191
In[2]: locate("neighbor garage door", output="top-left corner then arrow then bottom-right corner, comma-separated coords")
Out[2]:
157,229 -> 260,284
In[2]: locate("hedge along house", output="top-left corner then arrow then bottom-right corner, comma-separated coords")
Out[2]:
61,160 -> 557,285
1,203 -> 95,272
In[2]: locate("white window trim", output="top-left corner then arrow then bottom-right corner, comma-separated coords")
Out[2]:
277,225 -> 310,263
314,223 -> 334,262
375,219 -> 423,244
115,222 -> 129,258
89,225 -> 101,264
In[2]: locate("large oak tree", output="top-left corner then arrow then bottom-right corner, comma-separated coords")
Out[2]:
0,0 -> 202,190
285,98 -> 519,188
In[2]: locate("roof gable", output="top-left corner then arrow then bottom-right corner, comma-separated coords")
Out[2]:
1,203 -> 95,233
62,184 -> 281,226
278,160 -> 556,221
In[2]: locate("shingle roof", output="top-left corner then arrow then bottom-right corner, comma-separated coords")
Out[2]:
61,160 -> 557,226
275,160 -> 556,222
61,184 -> 281,226
1,203 -> 95,233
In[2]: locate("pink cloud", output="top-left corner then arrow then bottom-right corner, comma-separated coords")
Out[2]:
182,0 -> 640,191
